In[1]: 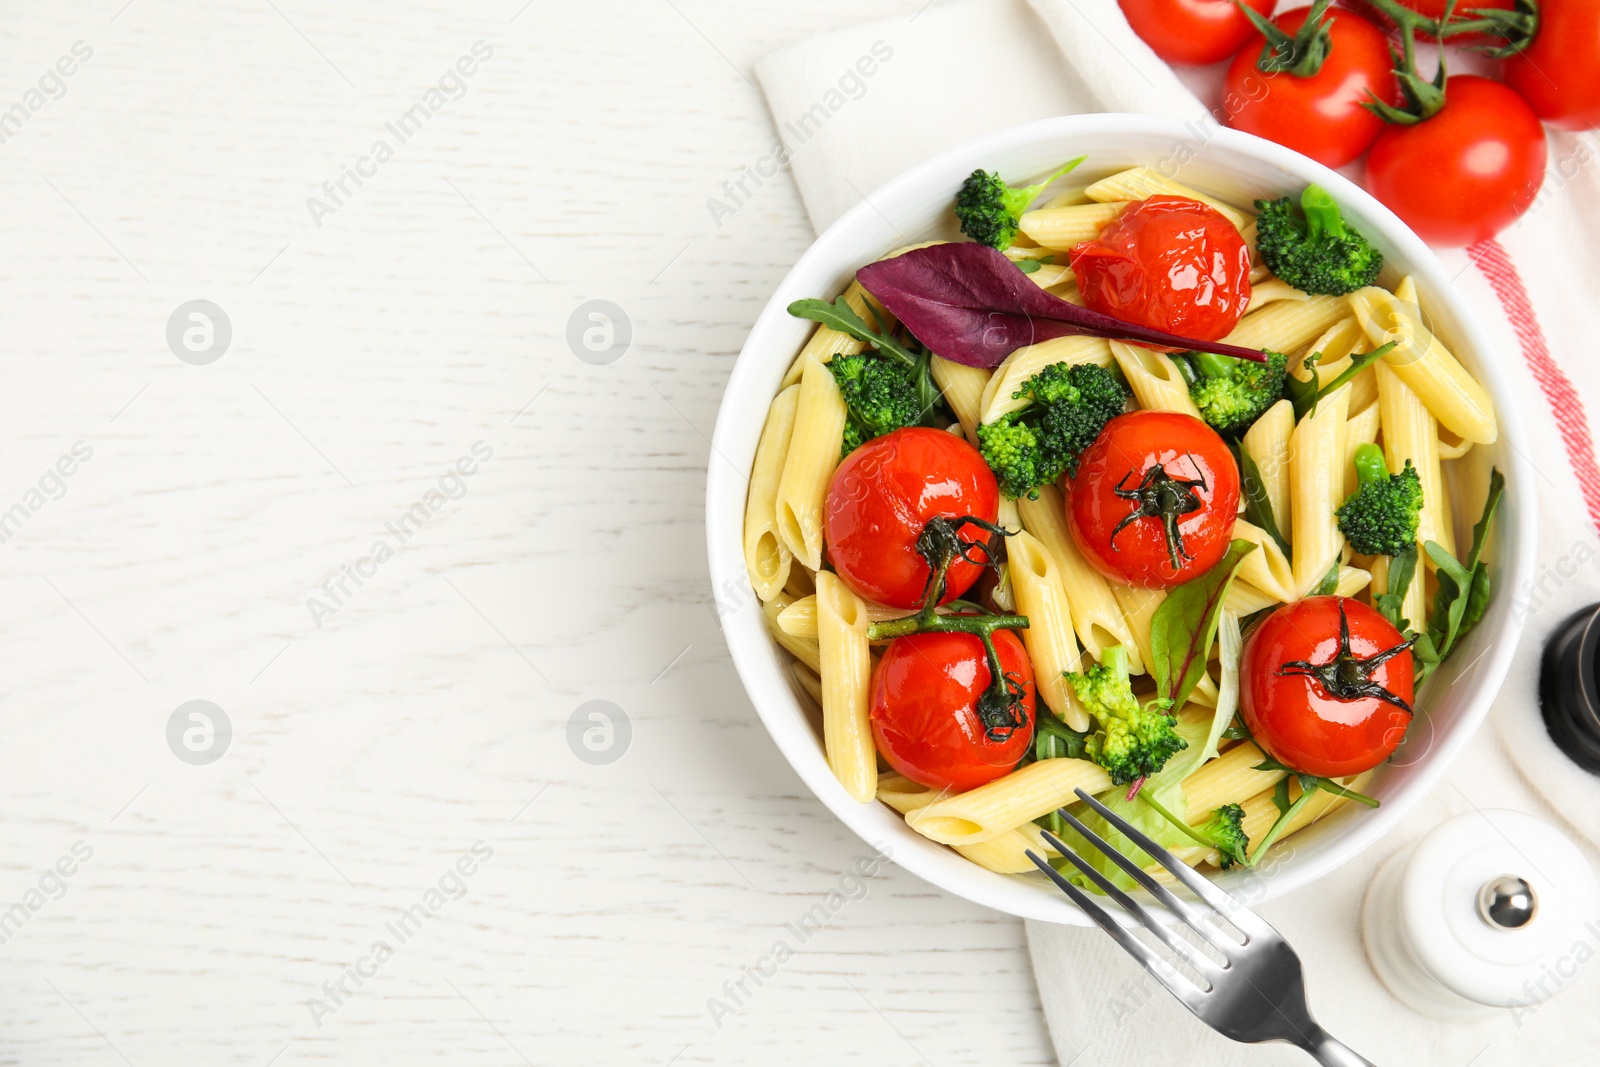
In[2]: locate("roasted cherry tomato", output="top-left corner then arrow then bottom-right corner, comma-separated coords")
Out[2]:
1069,197 -> 1252,344
824,427 -> 1000,609
1224,6 -> 1399,168
1119,0 -> 1277,65
1240,596 -> 1415,777
1504,0 -> 1600,131
1365,75 -> 1547,247
870,626 -> 1035,792
1067,411 -> 1240,589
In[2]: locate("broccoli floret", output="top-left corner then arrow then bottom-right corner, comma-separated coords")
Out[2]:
1139,794 -> 1251,869
1179,349 -> 1288,436
1336,442 -> 1423,556
829,353 -> 923,456
1065,645 -> 1185,786
976,362 -> 1126,499
1196,804 -> 1250,870
1254,185 -> 1383,296
954,157 -> 1084,251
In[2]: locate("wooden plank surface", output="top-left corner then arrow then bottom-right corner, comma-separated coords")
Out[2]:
0,1 -> 1058,1063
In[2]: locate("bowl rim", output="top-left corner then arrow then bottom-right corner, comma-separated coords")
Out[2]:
706,112 -> 1537,925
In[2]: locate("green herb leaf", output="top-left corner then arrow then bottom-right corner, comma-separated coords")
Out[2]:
1288,343 -> 1396,421
1374,542 -> 1419,631
1148,540 -> 1257,710
1312,560 -> 1342,596
1239,449 -> 1291,557
1418,467 -> 1504,680
1016,259 -> 1041,275
787,296 -> 920,367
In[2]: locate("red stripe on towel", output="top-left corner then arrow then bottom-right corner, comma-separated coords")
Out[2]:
1471,237 -> 1600,537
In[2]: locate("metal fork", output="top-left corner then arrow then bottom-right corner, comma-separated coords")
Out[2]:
1025,788 -> 1376,1067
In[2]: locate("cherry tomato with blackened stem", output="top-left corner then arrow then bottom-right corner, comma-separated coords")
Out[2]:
1240,596 -> 1415,777
870,626 -> 1036,792
1067,411 -> 1240,589
1224,6 -> 1399,168
824,427 -> 1000,609
1069,196 -> 1252,344
1504,0 -> 1600,131
1119,0 -> 1277,65
1365,75 -> 1547,247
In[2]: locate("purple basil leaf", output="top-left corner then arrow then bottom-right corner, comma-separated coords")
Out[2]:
855,242 -> 1268,369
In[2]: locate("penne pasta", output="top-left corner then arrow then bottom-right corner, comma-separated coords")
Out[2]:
774,594 -> 913,639
763,595 -> 820,672
1376,360 -> 1455,560
1083,166 -> 1251,230
1110,584 -> 1165,679
1183,742 -> 1286,819
1109,341 -> 1202,417
906,757 -> 1113,845
1289,383 -> 1352,597
816,573 -> 876,802
980,336 -> 1113,423
1018,201 -> 1127,249
1241,399 -> 1294,546
955,823 -> 1061,873
775,354 -> 848,571
1348,286 -> 1497,444
1232,518 -> 1297,603
931,357 -> 991,444
1221,294 -> 1348,355
1007,530 -> 1088,730
1017,487 -> 1145,672
743,384 -> 800,602
1245,276 -> 1311,314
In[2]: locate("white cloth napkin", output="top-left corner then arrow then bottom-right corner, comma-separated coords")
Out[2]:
756,3 -> 1600,1063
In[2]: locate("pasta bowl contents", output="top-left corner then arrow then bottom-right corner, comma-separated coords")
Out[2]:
708,116 -> 1535,924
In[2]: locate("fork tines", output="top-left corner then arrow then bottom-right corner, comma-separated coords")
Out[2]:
1024,787 -> 1275,1004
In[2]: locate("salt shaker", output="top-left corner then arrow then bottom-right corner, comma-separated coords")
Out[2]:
1363,809 -> 1600,1021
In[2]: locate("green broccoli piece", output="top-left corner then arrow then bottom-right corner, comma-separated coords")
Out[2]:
1336,442 -> 1423,556
1065,645 -> 1185,787
828,353 -> 923,456
1196,804 -> 1250,870
1254,185 -> 1383,296
1178,349 -> 1288,437
976,362 -> 1126,499
954,157 -> 1084,251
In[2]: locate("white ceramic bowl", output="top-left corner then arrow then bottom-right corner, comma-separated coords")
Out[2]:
706,114 -> 1537,925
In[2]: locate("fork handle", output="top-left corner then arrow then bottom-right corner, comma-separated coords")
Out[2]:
1302,1027 -> 1376,1067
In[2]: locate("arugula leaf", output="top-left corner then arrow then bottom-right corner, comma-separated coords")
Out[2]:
1415,468 -> 1504,685
1287,342 -> 1397,421
1312,560 -> 1341,596
1374,543 -> 1419,631
787,296 -> 920,367
1148,540 -> 1257,711
1239,449 -> 1291,556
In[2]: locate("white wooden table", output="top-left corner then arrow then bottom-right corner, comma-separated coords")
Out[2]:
0,1 -> 1058,1062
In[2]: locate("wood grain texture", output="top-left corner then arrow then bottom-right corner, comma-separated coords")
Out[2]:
0,1 -> 1056,1063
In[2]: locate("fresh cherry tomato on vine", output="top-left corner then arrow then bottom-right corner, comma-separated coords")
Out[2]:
1067,411 -> 1240,589
1224,6 -> 1399,168
1240,596 -> 1415,777
824,427 -> 999,609
870,626 -> 1035,792
1365,75 -> 1546,247
1069,196 -> 1252,344
1504,0 -> 1600,131
1119,0 -> 1277,65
